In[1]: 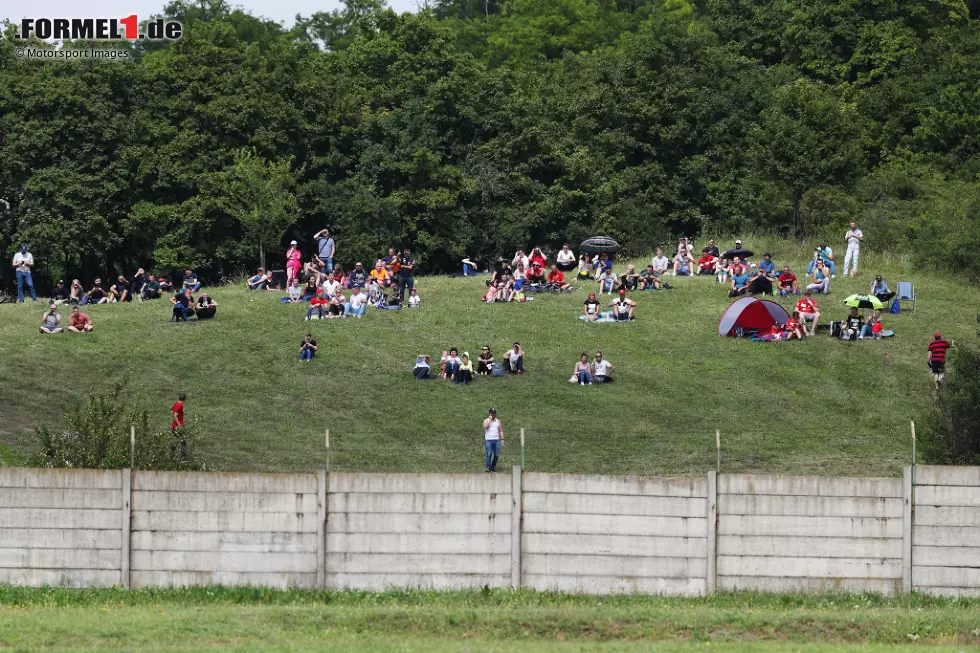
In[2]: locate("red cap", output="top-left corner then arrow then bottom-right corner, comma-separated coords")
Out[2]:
619,288 -> 626,295
934,332 -> 942,338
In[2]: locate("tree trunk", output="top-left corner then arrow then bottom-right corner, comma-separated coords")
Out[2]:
259,242 -> 266,271
792,192 -> 801,238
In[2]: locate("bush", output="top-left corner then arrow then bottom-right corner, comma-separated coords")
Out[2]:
931,344 -> 980,463
32,383 -> 205,471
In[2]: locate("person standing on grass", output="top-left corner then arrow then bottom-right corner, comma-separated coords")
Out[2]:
171,392 -> 187,461
285,241 -> 302,284
12,243 -> 37,303
927,332 -> 952,388
314,229 -> 335,273
482,408 -> 503,473
397,247 -> 415,301
842,221 -> 864,277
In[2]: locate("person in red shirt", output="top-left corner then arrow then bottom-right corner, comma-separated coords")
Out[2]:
171,392 -> 186,431
527,260 -> 546,284
795,292 -> 821,335
67,306 -> 94,333
307,289 -> 328,320
546,265 -> 568,290
927,332 -> 952,388
784,311 -> 805,340
697,250 -> 717,275
777,265 -> 799,296
529,247 -> 547,269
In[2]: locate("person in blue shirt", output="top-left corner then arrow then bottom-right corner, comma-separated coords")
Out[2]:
314,229 -> 335,273
729,269 -> 750,297
759,252 -> 775,277
182,269 -> 201,292
870,275 -> 896,303
807,245 -> 836,278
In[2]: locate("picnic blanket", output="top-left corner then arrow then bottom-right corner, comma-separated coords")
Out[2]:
578,311 -> 626,323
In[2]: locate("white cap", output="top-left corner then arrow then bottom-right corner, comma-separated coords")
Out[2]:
290,240 -> 298,245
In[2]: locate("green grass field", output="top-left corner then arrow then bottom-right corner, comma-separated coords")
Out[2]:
2,587 -> 980,652
0,237 -> 973,476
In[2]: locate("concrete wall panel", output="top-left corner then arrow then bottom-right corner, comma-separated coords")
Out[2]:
524,473 -> 706,497
331,492 -> 509,515
524,493 -> 705,518
134,471 -> 316,493
720,475 -> 902,497
329,473 -> 510,494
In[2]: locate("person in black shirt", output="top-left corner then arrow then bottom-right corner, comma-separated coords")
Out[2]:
87,278 -> 108,304
50,280 -> 70,304
300,333 -> 318,361
182,269 -> 201,292
132,268 -> 147,300
583,292 -> 601,322
397,248 -> 415,301
842,308 -> 864,340
348,262 -> 368,289
705,239 -> 720,259
171,288 -> 194,321
143,274 -> 162,300
196,293 -> 217,319
109,275 -> 132,302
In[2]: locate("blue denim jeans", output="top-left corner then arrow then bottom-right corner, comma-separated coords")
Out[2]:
578,370 -> 592,383
300,348 -> 315,361
463,263 -> 475,276
445,361 -> 460,378
16,270 -> 36,302
485,440 -> 500,471
345,303 -> 366,317
324,257 -> 334,273
807,260 -> 836,276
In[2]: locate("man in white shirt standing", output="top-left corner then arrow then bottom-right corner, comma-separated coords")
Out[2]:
482,408 -> 503,473
12,243 -> 38,303
842,221 -> 864,278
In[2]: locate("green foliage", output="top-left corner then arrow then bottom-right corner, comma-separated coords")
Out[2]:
31,382 -> 204,471
933,344 -> 980,463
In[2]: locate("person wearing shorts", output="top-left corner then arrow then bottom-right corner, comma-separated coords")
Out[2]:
927,332 -> 951,387
795,293 -> 820,335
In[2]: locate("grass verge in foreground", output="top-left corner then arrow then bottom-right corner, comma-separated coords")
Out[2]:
2,587 -> 980,651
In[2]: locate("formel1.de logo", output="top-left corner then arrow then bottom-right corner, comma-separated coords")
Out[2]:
15,17 -> 183,41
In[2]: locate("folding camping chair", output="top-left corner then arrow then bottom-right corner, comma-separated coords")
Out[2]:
897,281 -> 916,312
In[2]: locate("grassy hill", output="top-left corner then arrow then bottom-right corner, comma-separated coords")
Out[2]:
0,237 -> 971,476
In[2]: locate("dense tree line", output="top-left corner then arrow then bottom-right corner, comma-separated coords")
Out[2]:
2,0 -> 979,288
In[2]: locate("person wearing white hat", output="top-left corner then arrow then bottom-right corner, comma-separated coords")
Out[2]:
285,240 -> 302,284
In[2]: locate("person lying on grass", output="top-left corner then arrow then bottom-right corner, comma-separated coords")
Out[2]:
477,346 -> 494,375
39,303 -> 63,334
504,342 -> 524,375
583,291 -> 602,321
67,306 -> 93,332
570,352 -> 593,385
591,351 -> 615,383
610,289 -> 636,321
307,289 -> 328,320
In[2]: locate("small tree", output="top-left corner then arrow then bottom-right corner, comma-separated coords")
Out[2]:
32,383 -> 205,471
220,148 -> 300,270
933,344 -> 980,463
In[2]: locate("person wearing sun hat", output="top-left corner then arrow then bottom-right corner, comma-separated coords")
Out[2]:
285,240 -> 302,284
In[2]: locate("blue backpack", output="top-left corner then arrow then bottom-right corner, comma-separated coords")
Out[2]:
889,298 -> 900,314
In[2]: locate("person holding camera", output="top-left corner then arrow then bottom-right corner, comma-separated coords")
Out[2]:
39,303 -> 63,334
482,408 -> 503,473
299,332 -> 318,362
807,244 -> 836,278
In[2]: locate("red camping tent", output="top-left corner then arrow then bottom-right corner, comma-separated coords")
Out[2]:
718,296 -> 789,337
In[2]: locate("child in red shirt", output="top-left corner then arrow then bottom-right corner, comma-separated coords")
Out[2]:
171,392 -> 186,431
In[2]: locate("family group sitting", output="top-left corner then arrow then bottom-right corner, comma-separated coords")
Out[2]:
838,307 -> 885,341
578,251 -> 674,294
569,351 -> 616,384
413,343 -> 526,381
50,269 -> 196,306
482,246 -> 575,301
582,290 -> 636,321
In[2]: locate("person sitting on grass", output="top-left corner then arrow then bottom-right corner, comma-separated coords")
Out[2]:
673,244 -> 694,276
87,278 -> 108,304
591,351 -> 615,383
546,265 -> 569,291
529,247 -> 547,269
171,288 -> 194,322
383,247 -> 399,278
347,286 -> 368,318
329,288 -> 346,318
729,266 -> 750,297
697,249 -> 717,276
307,289 -> 328,320
183,269 -> 201,293
747,264 -> 773,295
861,310 -> 883,340
570,352 -> 592,385
347,262 -> 368,289
807,244 -> 836,278
282,278 -> 303,304
610,289 -> 636,321
413,354 -> 432,379
577,254 -> 594,281
842,307 -> 864,341
796,292 -> 821,335
455,352 -> 474,385
303,254 -> 326,282
777,265 -> 800,296
730,256 -> 745,277
298,276 -> 317,301
143,274 -> 162,301
598,267 -> 618,295
619,264 -> 640,291
871,275 -> 896,303
806,259 -> 831,294
196,293 -> 217,319
408,287 -> 421,307
652,247 -> 670,277
556,243 -> 576,271
705,239 -> 721,258
639,264 -> 662,290
759,253 -> 776,277
51,280 -> 70,305
157,274 -> 174,293
784,311 -> 805,340
108,275 -> 132,303
483,283 -> 500,303
512,249 -> 529,270
583,291 -> 602,321
526,259 -> 546,284
370,260 -> 390,288
716,258 -> 731,284
444,347 -> 462,382
39,303 -> 63,334
477,346 -> 494,375
70,279 -> 85,304
503,342 -> 524,375
499,276 -> 515,302
247,268 -> 269,290
321,274 -> 340,300
67,305 -> 93,332
133,269 -> 148,300
299,332 -> 318,362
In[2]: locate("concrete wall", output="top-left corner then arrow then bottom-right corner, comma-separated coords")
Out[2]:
0,468 -> 124,587
130,471 -> 320,589
913,465 -> 980,597
325,472 -> 513,590
717,474 -> 905,595
1,465 -> 979,595
521,473 -> 708,595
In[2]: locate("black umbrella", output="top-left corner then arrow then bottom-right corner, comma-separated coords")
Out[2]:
581,236 -> 621,254
723,248 -> 753,260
